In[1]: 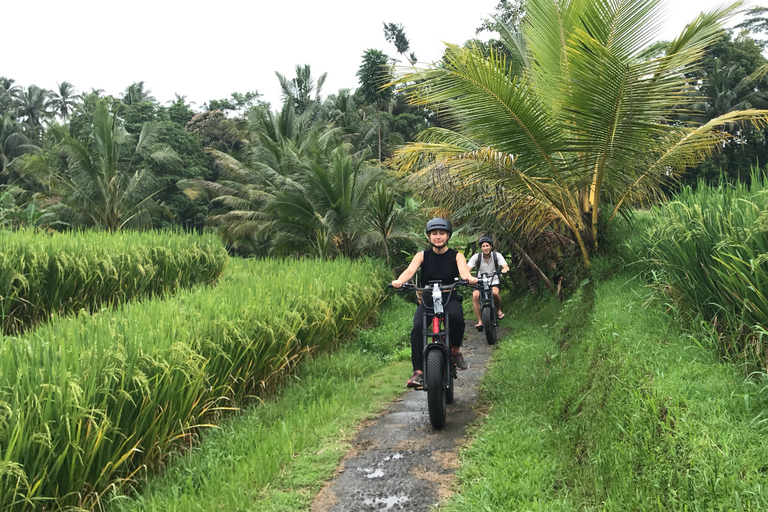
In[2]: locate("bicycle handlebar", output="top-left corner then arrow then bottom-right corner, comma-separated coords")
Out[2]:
388,280 -> 470,314
478,271 -> 505,278
389,279 -> 470,293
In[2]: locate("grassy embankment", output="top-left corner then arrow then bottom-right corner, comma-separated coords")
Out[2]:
106,295 -> 415,511
442,266 -> 768,511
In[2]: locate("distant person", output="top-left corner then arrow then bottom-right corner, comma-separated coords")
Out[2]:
467,236 -> 509,331
390,218 -> 477,388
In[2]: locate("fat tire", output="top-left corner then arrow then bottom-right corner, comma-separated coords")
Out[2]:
482,306 -> 497,345
425,349 -> 447,429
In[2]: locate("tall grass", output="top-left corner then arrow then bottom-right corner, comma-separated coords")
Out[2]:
0,257 -> 387,511
444,269 -> 768,511
106,295 -> 414,511
646,169 -> 768,367
0,229 -> 228,334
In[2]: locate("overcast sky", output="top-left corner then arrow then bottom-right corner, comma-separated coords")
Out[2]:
3,0 -> 760,109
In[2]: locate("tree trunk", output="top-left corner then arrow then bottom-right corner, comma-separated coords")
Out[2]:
513,241 -> 557,296
377,109 -> 382,161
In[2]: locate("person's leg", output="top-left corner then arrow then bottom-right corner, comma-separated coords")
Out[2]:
446,300 -> 468,370
472,288 -> 482,326
410,304 -> 426,372
493,285 -> 503,318
407,304 -> 428,386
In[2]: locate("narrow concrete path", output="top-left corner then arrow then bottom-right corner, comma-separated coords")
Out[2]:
311,320 -> 509,512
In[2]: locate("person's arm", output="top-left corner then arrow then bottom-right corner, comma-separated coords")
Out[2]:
497,252 -> 510,273
456,252 -> 478,285
466,253 -> 477,270
391,251 -> 424,288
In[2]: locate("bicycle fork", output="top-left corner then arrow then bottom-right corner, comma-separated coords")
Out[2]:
422,314 -> 453,391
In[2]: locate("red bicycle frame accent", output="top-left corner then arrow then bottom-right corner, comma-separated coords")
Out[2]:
431,316 -> 441,337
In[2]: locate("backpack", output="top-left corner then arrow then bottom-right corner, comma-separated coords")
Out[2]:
474,251 -> 500,278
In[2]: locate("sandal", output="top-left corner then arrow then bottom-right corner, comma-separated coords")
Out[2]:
475,323 -> 483,332
497,312 -> 505,320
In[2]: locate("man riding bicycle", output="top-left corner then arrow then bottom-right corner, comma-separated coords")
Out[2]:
467,236 -> 509,331
390,218 -> 478,388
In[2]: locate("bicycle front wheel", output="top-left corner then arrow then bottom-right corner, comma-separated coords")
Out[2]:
482,306 -> 497,345
425,349 -> 447,429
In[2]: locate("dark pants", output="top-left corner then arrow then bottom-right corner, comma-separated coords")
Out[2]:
410,299 -> 465,372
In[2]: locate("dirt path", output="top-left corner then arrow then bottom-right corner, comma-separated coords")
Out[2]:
311,319 -> 509,512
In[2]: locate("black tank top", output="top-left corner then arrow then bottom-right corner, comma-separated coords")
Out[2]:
421,248 -> 461,306
421,248 -> 460,285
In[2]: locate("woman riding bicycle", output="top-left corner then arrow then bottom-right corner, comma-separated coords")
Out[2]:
390,218 -> 478,388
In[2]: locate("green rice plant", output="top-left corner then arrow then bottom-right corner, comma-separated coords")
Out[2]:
646,169 -> 768,364
0,256 -> 388,511
105,296 -> 416,511
0,229 -> 228,335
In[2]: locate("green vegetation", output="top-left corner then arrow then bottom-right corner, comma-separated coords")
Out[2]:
393,0 -> 768,268
0,258 -> 387,511
646,169 -> 768,369
0,229 -> 227,334
442,269 -> 768,511
3,1 -> 768,510
107,296 -> 413,511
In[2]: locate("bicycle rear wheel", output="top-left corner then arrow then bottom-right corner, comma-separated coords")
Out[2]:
482,305 -> 497,345
425,349 -> 447,429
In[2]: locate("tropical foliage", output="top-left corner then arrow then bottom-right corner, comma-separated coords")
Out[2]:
178,96 -> 422,259
30,99 -> 181,231
392,0 -> 768,267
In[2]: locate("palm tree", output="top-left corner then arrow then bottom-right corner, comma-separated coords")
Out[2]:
362,181 -> 424,263
268,147 -> 386,258
47,99 -> 179,231
121,81 -> 156,105
357,49 -> 394,161
178,100 -> 332,253
0,77 -> 22,116
0,115 -> 35,172
16,85 -> 52,136
49,81 -> 80,121
276,64 -> 327,115
393,0 -> 768,266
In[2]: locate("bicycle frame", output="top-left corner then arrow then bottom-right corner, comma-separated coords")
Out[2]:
422,295 -> 452,393
478,272 -> 500,318
392,281 -> 466,388
478,272 -> 502,345
389,280 -> 468,429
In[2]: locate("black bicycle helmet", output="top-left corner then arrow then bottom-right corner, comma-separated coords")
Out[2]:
478,236 -> 493,247
425,217 -> 452,236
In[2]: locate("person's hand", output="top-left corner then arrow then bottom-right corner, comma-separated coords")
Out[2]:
391,279 -> 403,289
467,276 -> 478,285
502,268 -> 509,274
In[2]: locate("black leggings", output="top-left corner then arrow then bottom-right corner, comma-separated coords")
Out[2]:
410,299 -> 465,372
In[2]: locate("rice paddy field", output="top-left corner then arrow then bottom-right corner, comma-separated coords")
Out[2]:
0,230 -> 388,511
